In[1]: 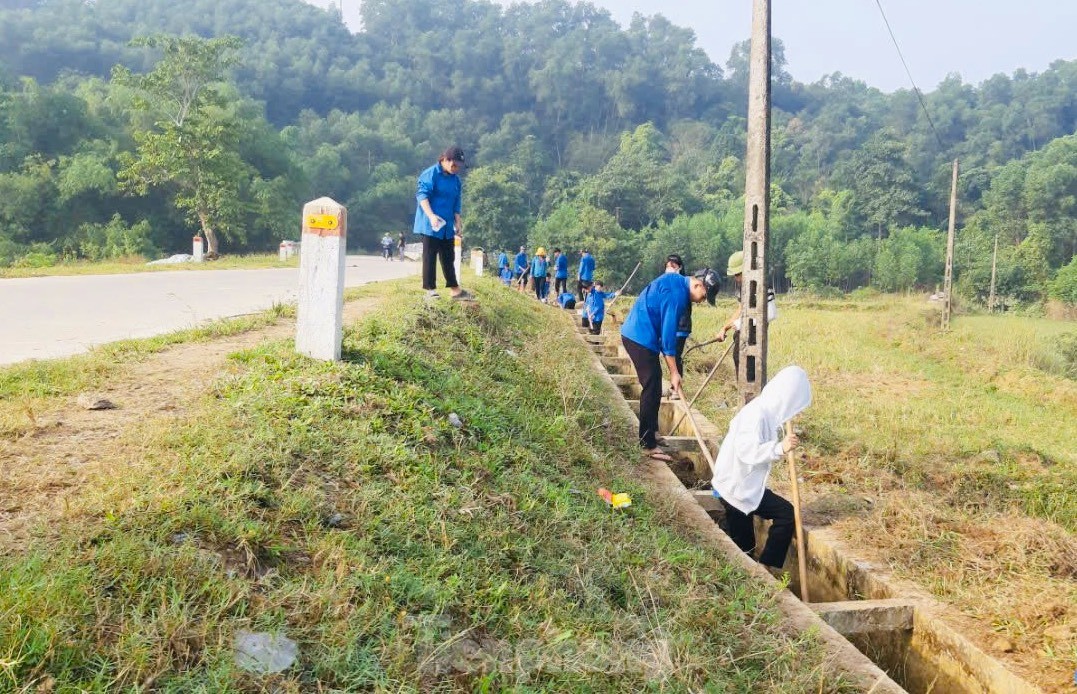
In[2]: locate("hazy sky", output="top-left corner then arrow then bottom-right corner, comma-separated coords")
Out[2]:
319,0 -> 1076,92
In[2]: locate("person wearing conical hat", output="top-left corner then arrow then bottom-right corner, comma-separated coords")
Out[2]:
716,250 -> 777,378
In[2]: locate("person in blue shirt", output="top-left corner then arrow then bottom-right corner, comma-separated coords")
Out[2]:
557,292 -> 576,309
497,249 -> 509,273
499,265 -> 514,286
530,247 -> 550,302
552,248 -> 569,296
620,271 -> 713,461
414,146 -> 471,300
514,246 -> 529,291
577,249 -> 595,297
585,280 -> 620,335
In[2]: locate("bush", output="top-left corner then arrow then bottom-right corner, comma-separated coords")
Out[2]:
1047,257 -> 1077,305
13,243 -> 58,268
75,214 -> 157,261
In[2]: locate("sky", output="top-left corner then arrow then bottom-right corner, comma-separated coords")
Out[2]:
313,0 -> 1076,93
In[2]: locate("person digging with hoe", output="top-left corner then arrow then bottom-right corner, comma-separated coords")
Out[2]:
414,146 -> 472,301
711,365 -> 810,577
620,269 -> 718,462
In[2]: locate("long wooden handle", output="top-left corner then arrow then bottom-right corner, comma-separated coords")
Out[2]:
668,341 -> 735,435
785,420 -> 810,603
608,262 -> 642,305
676,400 -> 715,473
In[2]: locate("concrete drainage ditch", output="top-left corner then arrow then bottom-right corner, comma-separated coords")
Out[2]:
576,322 -> 1042,694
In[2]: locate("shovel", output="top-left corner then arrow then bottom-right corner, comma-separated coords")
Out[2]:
667,340 -> 734,435
785,420 -> 810,603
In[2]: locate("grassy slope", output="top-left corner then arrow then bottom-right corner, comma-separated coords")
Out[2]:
684,294 -> 1077,686
0,279 -> 846,692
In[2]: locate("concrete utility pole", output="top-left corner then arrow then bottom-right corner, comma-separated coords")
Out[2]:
988,233 -> 999,312
738,0 -> 772,403
942,159 -> 958,330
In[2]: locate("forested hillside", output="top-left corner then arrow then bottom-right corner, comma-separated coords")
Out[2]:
0,0 -> 1073,305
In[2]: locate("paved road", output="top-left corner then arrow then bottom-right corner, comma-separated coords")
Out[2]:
0,256 -> 420,365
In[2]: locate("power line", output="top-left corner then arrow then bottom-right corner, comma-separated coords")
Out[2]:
871,0 -> 947,151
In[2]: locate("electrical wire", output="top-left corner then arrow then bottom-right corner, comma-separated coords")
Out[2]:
871,0 -> 947,151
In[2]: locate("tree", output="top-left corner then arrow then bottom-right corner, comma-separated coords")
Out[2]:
464,165 -> 531,255
114,35 -> 249,256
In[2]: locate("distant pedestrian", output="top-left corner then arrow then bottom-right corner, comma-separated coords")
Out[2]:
381,233 -> 394,261
397,231 -> 406,261
414,145 -> 472,300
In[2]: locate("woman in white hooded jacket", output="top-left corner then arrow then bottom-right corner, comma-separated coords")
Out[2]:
711,365 -> 811,571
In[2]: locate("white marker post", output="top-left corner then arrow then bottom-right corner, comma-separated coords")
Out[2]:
192,235 -> 204,263
296,197 -> 347,361
471,247 -> 484,276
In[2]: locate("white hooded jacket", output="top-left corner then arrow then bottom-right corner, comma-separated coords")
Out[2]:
710,365 -> 812,515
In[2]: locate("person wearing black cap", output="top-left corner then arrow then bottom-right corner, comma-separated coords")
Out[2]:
414,146 -> 472,300
620,269 -> 719,461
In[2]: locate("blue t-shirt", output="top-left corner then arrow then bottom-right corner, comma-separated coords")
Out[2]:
620,274 -> 691,356
587,289 -> 617,323
578,254 -> 595,281
413,163 -> 462,240
554,254 -> 569,279
557,292 -> 576,308
514,252 -> 528,273
531,256 -> 549,278
499,267 -> 514,283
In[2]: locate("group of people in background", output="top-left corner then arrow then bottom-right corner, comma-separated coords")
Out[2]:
494,246 -> 617,334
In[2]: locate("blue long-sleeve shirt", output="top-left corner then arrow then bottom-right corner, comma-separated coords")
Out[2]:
497,252 -> 509,269
578,253 -> 595,281
531,256 -> 548,278
554,254 -> 569,279
620,273 -> 691,356
586,289 -> 617,323
413,163 -> 461,240
514,252 -> 528,273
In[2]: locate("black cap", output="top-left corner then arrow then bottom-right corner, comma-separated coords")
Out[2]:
666,254 -> 685,275
694,268 -> 721,306
440,146 -> 465,164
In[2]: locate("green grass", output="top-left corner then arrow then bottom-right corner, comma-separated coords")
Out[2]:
0,279 -> 847,692
0,253 -> 299,279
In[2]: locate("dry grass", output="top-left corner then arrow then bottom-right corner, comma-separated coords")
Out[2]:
675,293 -> 1077,692
0,253 -> 299,278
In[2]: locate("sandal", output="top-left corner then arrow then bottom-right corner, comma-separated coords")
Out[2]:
643,448 -> 674,463
451,289 -> 474,301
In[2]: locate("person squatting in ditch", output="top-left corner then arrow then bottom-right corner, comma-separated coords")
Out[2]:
711,365 -> 811,575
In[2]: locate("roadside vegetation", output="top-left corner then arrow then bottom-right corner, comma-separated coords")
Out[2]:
0,280 -> 850,692
0,253 -> 298,279
677,294 -> 1077,690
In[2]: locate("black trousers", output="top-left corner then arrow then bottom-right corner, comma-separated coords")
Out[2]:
588,320 -> 603,335
533,277 -> 547,300
721,489 -> 795,569
622,336 -> 662,450
421,235 -> 458,290
674,335 -> 688,377
554,277 -> 567,295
